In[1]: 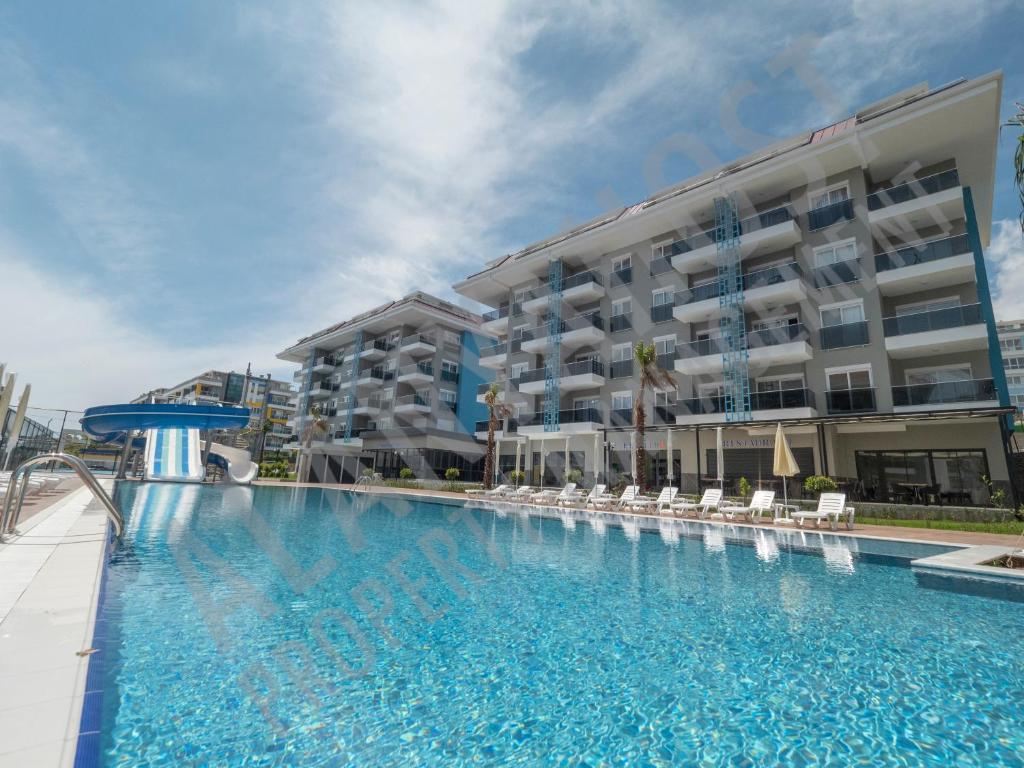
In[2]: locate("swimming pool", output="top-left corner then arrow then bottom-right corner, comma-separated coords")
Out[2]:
80,483 -> 1024,766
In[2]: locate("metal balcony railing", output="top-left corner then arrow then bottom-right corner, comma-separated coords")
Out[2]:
518,407 -> 602,428
610,312 -> 632,333
678,389 -> 814,415
398,362 -> 433,377
813,258 -> 862,288
651,303 -> 674,322
867,168 -> 960,211
524,270 -> 603,302
609,360 -> 633,379
882,303 -> 983,336
401,333 -> 436,347
516,359 -> 605,384
659,204 -> 795,255
874,233 -> 972,272
675,262 -> 802,305
520,312 -> 604,341
395,394 -> 431,408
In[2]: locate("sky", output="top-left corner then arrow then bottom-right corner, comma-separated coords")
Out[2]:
0,0 -> 1023,410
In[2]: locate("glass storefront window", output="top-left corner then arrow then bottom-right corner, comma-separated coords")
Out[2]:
854,449 -> 989,505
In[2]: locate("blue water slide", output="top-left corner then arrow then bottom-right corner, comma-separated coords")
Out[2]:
82,404 -> 252,441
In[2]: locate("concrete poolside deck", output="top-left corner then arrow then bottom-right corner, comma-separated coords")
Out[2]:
255,480 -> 1024,548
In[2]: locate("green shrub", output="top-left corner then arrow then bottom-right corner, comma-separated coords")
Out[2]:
738,477 -> 752,501
803,475 -> 838,494
566,468 -> 584,486
508,470 -> 525,485
399,467 -> 415,480
444,467 -> 460,491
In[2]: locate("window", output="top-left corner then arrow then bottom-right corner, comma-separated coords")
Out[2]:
512,324 -> 529,340
756,375 -> 805,392
439,389 -> 457,406
654,390 -> 676,407
826,365 -> 872,391
388,329 -> 402,345
654,335 -> 676,356
612,343 -> 632,362
513,288 -> 530,304
810,183 -> 849,209
1007,357 -> 1024,370
611,298 -> 632,317
443,330 -> 461,347
574,351 -> 600,363
652,288 -> 674,307
612,391 -> 633,411
384,358 -> 396,372
699,383 -> 725,398
813,239 -> 857,267
820,300 -> 864,327
511,362 -> 529,380
1001,337 -> 1024,351
905,365 -> 971,385
574,397 -> 600,411
376,417 -> 393,431
895,296 -> 961,316
442,360 -> 459,374
611,255 -> 631,273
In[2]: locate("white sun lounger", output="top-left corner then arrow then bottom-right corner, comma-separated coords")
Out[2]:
505,486 -> 534,501
613,485 -> 644,510
670,488 -> 722,519
466,483 -> 507,497
531,483 -> 576,504
790,492 -> 853,531
629,487 -> 678,512
717,490 -> 776,522
584,485 -> 614,509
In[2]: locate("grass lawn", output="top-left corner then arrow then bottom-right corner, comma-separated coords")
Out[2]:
858,517 -> 1024,536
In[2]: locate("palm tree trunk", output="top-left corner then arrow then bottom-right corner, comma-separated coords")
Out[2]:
635,404 -> 647,489
483,408 -> 497,490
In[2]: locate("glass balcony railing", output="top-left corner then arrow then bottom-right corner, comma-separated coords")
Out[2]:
475,419 -> 518,434
892,378 -> 995,407
440,369 -> 460,383
401,333 -> 436,347
678,389 -> 814,415
481,305 -> 510,322
480,341 -> 507,358
820,320 -> 869,350
867,168 -> 960,211
874,233 -> 971,272
825,388 -> 876,414
610,313 -> 632,333
609,360 -> 633,378
651,303 -> 674,322
675,262 -> 802,306
611,408 -> 632,426
517,407 -> 602,428
398,362 -> 433,377
807,199 -> 854,231
521,312 -> 604,341
660,205 -> 795,255
883,303 -> 982,337
649,255 -> 674,275
671,323 -> 808,359
395,394 -> 430,408
813,258 -> 862,288
517,359 -> 605,384
609,267 -> 633,286
524,270 -> 603,302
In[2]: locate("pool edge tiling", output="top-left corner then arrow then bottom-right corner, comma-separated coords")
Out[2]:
0,486 -> 111,768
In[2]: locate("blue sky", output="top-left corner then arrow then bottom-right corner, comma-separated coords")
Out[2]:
1,0 -> 1022,409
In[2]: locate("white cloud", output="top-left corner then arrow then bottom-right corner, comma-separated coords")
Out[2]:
0,242 -> 295,411
987,218 -> 1024,321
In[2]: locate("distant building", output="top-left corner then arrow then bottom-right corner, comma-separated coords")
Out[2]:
131,369 -> 297,451
997,319 -> 1024,415
1,408 -> 56,467
277,291 -> 494,483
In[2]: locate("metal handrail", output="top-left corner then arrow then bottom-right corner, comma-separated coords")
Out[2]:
1,453 -> 124,538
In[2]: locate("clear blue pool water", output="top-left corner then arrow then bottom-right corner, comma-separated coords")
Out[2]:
87,483 -> 1024,766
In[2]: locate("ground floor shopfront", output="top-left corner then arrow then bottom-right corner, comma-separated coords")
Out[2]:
493,410 -> 1014,506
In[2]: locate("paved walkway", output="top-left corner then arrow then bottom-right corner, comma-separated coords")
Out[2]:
254,480 -> 1024,548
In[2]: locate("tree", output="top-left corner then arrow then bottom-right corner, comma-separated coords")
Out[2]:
297,404 -> 329,483
1006,102 -> 1024,233
481,382 -> 511,490
632,341 -> 676,490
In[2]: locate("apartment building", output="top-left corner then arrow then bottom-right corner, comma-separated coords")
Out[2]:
997,319 -> 1024,420
277,292 -> 493,483
455,71 -> 1014,506
131,369 -> 297,450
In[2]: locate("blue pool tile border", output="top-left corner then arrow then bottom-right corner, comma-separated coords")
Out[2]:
73,522 -> 114,768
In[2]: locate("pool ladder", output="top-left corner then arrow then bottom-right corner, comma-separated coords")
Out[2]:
0,453 -> 124,540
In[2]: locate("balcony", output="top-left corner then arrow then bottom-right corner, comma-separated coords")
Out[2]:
807,199 -> 855,232
481,304 -> 511,334
867,169 -> 963,229
312,355 -> 336,374
517,359 -> 606,395
675,389 -> 817,425
351,397 -> 385,416
331,427 -> 368,448
308,382 -> 339,399
520,270 -> 605,313
440,369 -> 460,384
820,320 -> 870,351
812,258 -> 862,288
609,313 -> 632,333
673,262 -> 806,323
609,267 -> 632,286
883,303 -> 987,359
668,205 -> 801,274
517,407 -> 603,436
826,388 -> 876,414
892,378 -> 997,412
650,303 -> 674,323
400,334 -> 437,356
520,312 -> 605,353
474,419 -> 518,440
358,337 -> 393,361
675,325 -> 813,375
649,255 -> 674,276
356,366 -> 386,387
874,234 -> 974,296
393,393 -> 431,414
397,362 -> 434,384
479,340 -> 508,370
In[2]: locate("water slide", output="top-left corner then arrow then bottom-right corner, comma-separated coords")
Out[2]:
82,404 -> 257,484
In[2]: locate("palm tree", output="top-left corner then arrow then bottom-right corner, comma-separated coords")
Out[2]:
633,341 -> 676,490
297,404 -> 329,483
1006,102 -> 1024,233
482,382 -> 511,490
